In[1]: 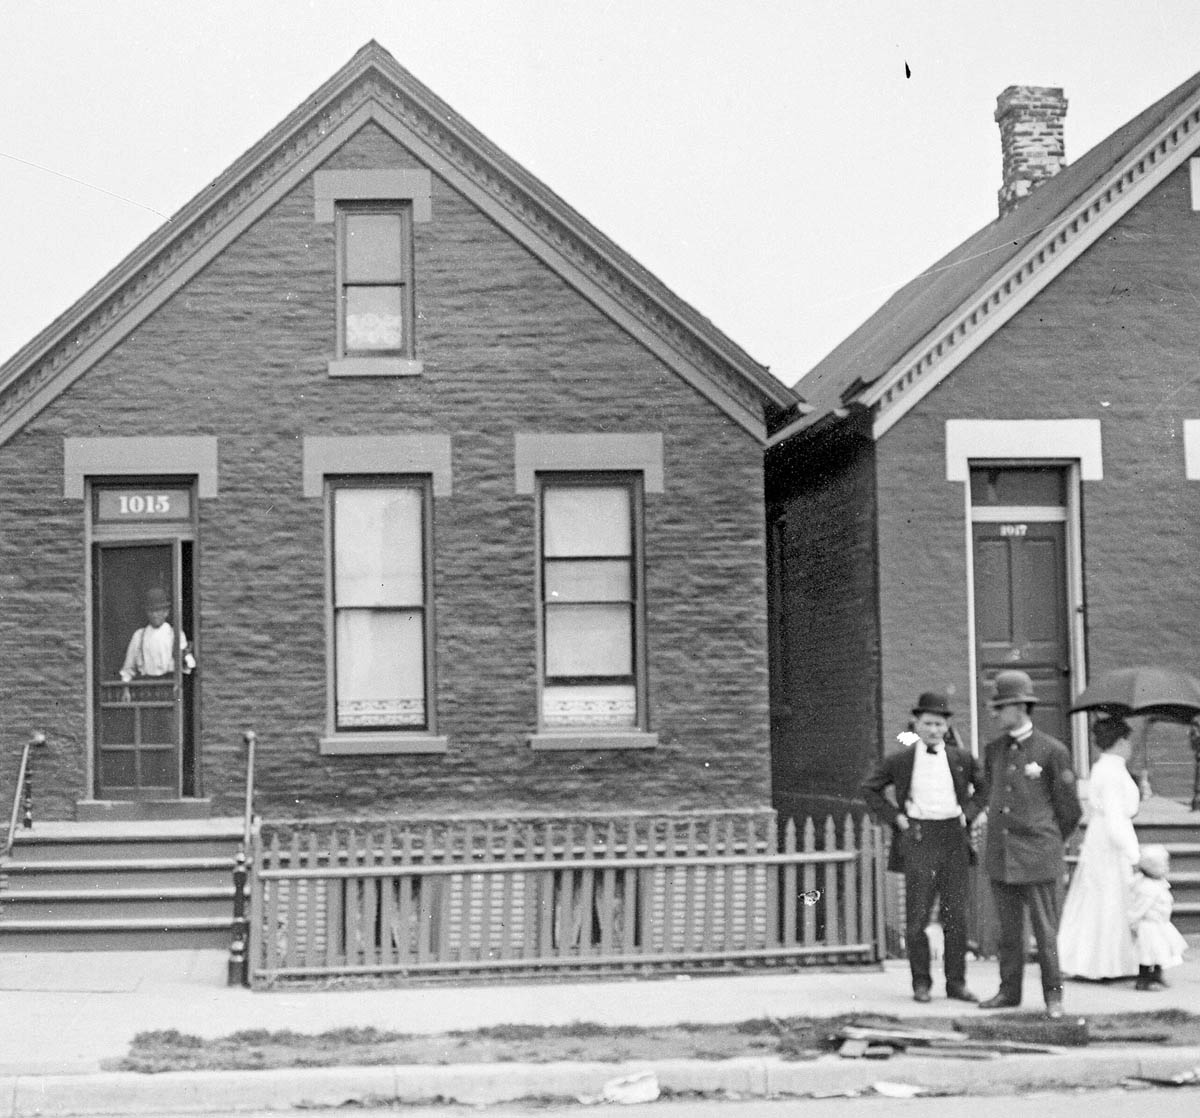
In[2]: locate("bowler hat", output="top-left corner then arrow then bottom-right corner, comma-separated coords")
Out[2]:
912,691 -> 953,718
988,669 -> 1038,708
145,587 -> 170,609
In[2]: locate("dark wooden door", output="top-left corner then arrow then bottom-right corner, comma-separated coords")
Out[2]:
93,542 -> 184,799
973,520 -> 1070,742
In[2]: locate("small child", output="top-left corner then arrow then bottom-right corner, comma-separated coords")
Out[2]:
1129,844 -> 1188,990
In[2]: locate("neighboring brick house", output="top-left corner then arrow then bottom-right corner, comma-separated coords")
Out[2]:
768,74 -> 1200,821
0,42 -> 802,825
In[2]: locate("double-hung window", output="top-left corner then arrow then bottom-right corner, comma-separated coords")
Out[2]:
538,474 -> 645,731
337,204 -> 414,359
329,478 -> 431,734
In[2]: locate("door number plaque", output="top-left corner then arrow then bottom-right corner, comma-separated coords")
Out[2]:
96,488 -> 192,522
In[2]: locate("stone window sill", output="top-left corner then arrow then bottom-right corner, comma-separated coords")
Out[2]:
528,731 -> 658,751
319,734 -> 448,756
328,357 -> 424,378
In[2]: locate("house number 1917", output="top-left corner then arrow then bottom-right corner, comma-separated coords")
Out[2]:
1000,523 -> 1028,536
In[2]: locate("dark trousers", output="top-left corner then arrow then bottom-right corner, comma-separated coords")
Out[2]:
901,818 -> 970,991
989,878 -> 1063,1002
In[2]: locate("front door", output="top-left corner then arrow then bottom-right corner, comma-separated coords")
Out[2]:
970,468 -> 1071,743
90,485 -> 198,800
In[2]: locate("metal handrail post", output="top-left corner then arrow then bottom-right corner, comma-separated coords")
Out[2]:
5,733 -> 46,859
228,729 -> 257,987
241,729 -> 257,853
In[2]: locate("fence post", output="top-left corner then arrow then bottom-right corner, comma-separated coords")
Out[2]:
228,845 -> 249,986
871,820 -> 888,962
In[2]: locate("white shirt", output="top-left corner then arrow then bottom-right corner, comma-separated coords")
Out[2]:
120,622 -> 192,682
906,743 -> 962,820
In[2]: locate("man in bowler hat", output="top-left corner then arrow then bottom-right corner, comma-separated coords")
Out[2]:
978,670 -> 1081,1018
862,692 -> 988,1003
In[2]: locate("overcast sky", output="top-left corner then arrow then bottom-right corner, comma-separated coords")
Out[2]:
2,1 -> 1200,389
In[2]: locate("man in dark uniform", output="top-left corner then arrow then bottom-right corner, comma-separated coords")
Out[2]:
978,670 -> 1082,1019
862,692 -> 988,1003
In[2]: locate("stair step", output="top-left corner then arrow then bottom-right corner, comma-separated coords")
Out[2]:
1,820 -> 244,951
15,819 -> 241,839
3,865 -> 233,891
2,886 -> 235,903
3,856 -> 234,874
3,895 -> 236,921
9,820 -> 242,863
0,916 -> 234,953
11,841 -> 241,863
0,915 -> 233,932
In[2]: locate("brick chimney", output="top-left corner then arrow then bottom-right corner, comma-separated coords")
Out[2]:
994,85 -> 1067,216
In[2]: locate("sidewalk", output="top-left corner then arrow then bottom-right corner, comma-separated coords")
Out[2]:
2,947 -> 1200,1113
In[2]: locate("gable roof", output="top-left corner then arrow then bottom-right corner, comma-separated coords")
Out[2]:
0,41 -> 803,447
770,67 -> 1200,447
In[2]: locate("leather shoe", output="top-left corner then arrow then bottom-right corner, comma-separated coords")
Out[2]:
913,986 -> 932,1003
978,993 -> 1021,1009
946,985 -> 978,1003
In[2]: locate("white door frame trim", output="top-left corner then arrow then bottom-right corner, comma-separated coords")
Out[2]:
948,420 -> 1097,771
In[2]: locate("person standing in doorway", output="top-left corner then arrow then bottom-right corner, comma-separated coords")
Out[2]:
861,692 -> 988,1003
979,670 -> 1082,1018
120,586 -> 195,686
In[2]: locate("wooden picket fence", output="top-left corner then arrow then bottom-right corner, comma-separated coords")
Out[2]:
247,810 -> 886,985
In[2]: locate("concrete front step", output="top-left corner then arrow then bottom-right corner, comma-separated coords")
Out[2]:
0,916 -> 234,952
11,841 -> 239,863
10,834 -> 242,863
2,857 -> 234,891
1,818 -> 243,952
2,885 -> 236,921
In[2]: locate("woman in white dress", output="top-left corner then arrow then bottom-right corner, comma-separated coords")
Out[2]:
1058,716 -> 1141,979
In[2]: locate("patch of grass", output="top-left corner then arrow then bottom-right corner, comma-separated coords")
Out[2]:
108,1010 -> 1200,1074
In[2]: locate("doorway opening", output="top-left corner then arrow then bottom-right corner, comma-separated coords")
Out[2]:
89,483 -> 199,801
969,466 -> 1077,751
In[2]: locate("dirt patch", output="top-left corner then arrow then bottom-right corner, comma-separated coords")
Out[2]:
107,1010 -> 1200,1073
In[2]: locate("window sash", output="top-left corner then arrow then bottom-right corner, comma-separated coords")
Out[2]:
344,285 -> 406,353
330,479 -> 430,732
538,476 -> 643,729
337,204 -> 413,358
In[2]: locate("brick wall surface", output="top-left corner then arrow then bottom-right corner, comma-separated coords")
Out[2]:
876,162 -> 1200,766
766,412 -> 880,820
0,123 -> 771,820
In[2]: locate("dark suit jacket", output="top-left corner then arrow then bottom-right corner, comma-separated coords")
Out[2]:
861,743 -> 988,872
982,727 -> 1082,884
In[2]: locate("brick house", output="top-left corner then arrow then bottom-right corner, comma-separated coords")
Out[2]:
0,41 -> 801,833
768,74 -> 1200,822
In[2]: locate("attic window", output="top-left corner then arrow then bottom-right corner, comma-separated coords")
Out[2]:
313,169 -> 432,378
339,204 -> 413,359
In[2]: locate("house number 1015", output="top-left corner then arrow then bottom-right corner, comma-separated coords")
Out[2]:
96,488 -> 189,522
118,494 -> 172,514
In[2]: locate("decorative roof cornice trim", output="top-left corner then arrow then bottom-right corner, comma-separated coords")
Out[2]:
863,91 -> 1200,440
353,104 -> 775,438
0,66 -> 385,446
0,44 -> 794,447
